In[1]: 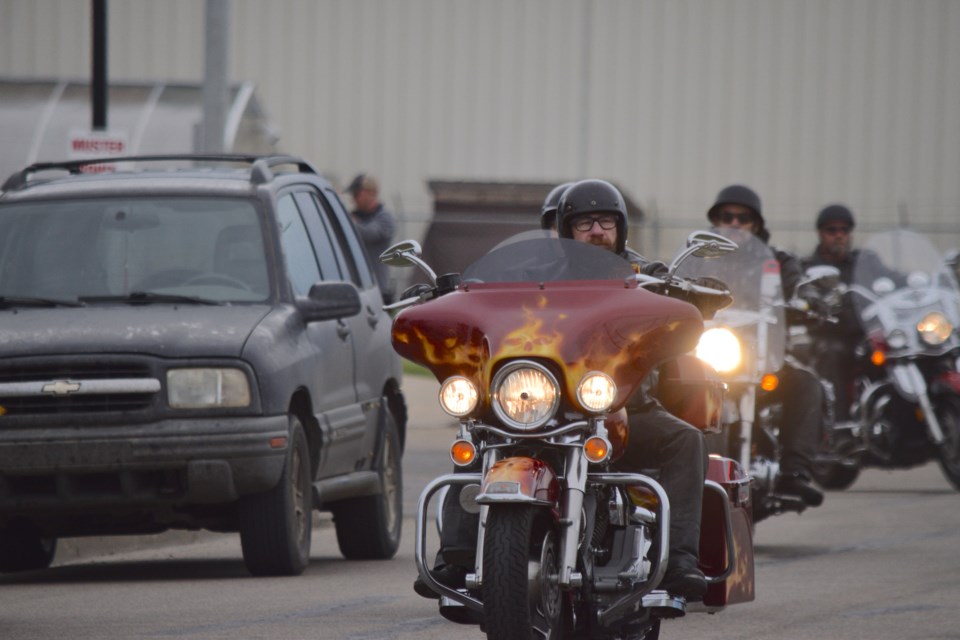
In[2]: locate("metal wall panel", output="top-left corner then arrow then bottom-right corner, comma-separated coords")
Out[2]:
2,0 -> 959,256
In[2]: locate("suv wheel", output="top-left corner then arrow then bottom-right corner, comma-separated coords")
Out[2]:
239,415 -> 312,576
332,411 -> 402,559
0,530 -> 57,572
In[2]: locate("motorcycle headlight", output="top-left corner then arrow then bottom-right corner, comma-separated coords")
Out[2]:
918,312 -> 953,346
439,376 -> 479,417
577,372 -> 617,413
492,361 -> 559,431
695,327 -> 742,373
167,368 -> 250,408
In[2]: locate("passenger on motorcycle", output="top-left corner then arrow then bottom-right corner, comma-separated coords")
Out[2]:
707,184 -> 825,508
539,181 -> 572,232
415,179 -> 710,601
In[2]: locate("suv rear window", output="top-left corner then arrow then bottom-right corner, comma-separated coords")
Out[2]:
0,197 -> 269,302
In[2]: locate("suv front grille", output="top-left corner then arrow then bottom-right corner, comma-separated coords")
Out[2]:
0,359 -> 160,416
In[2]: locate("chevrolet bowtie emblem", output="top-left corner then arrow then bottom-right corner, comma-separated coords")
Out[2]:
41,380 -> 82,396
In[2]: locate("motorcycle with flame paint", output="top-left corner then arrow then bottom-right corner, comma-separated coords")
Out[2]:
380,231 -> 755,640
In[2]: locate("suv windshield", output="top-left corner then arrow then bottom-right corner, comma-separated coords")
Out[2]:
0,197 -> 269,303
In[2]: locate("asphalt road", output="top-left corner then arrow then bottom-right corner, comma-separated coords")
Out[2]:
1,374 -> 958,640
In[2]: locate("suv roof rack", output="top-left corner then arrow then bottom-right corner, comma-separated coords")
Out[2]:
1,154 -> 320,192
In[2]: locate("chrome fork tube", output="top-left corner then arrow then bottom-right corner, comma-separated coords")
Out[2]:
558,447 -> 588,588
905,363 -> 945,444
737,386 -> 756,468
470,449 -> 501,588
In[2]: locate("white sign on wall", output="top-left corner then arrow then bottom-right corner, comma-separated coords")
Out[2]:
67,129 -> 129,173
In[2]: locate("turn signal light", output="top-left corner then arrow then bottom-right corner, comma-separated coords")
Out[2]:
760,374 -> 779,392
871,350 -> 886,367
450,439 -> 477,467
583,436 -> 611,463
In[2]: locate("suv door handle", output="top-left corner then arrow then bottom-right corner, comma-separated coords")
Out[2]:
336,320 -> 351,340
366,306 -> 380,328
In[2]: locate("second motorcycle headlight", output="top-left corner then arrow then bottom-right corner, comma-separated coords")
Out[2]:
492,361 -> 559,431
695,327 -> 742,373
918,311 -> 953,346
577,372 -> 617,413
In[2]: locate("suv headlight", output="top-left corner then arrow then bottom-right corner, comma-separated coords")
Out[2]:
492,361 -> 559,431
167,368 -> 251,408
918,312 -> 953,346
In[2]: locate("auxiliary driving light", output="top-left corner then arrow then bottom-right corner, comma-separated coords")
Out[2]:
577,372 -> 617,413
918,312 -> 953,346
439,376 -> 479,417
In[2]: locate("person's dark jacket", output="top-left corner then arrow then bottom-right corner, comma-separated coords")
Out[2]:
352,203 -> 396,299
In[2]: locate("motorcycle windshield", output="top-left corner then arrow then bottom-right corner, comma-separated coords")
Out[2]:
461,230 -> 637,283
852,229 -> 960,347
392,232 -> 705,411
674,227 -> 786,379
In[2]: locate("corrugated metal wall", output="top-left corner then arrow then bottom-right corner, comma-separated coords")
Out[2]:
2,0 -> 959,257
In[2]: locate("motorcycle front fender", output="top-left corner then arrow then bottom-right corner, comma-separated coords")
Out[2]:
475,456 -> 560,506
931,369 -> 960,395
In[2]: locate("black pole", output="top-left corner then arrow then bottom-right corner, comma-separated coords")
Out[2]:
92,0 -> 107,130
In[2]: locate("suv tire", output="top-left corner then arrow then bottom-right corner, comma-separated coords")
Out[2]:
239,415 -> 312,576
0,531 -> 57,572
333,411 -> 402,559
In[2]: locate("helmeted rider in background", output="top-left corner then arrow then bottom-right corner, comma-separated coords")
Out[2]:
707,184 -> 825,508
802,205 -> 862,422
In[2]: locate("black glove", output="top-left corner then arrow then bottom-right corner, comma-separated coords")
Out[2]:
640,260 -> 669,277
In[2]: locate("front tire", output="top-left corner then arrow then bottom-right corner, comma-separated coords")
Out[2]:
934,396 -> 960,491
482,505 -> 564,640
239,415 -> 312,576
332,411 -> 403,559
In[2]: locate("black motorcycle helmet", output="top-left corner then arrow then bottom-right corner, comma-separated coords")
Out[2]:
540,181 -> 573,230
707,184 -> 768,242
816,204 -> 856,230
556,179 -> 628,254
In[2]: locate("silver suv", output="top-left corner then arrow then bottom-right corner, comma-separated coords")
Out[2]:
0,155 -> 406,575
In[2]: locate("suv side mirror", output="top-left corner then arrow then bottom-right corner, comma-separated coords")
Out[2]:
298,282 -> 362,322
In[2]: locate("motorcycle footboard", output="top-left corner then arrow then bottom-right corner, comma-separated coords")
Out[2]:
415,473 -> 484,612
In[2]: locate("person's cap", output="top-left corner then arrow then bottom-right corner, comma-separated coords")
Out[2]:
347,173 -> 378,195
816,204 -> 855,229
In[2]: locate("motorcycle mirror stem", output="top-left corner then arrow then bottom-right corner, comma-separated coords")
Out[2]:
666,230 -> 739,277
379,239 -> 439,285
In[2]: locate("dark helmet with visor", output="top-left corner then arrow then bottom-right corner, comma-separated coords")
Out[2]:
556,179 -> 628,254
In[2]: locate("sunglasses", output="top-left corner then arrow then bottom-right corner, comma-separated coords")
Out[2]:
718,211 -> 755,225
572,215 -> 618,232
822,226 -> 851,235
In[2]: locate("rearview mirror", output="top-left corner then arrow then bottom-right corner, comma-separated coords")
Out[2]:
686,231 -> 739,258
379,240 -> 423,267
801,265 -> 841,290
379,239 -> 438,285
